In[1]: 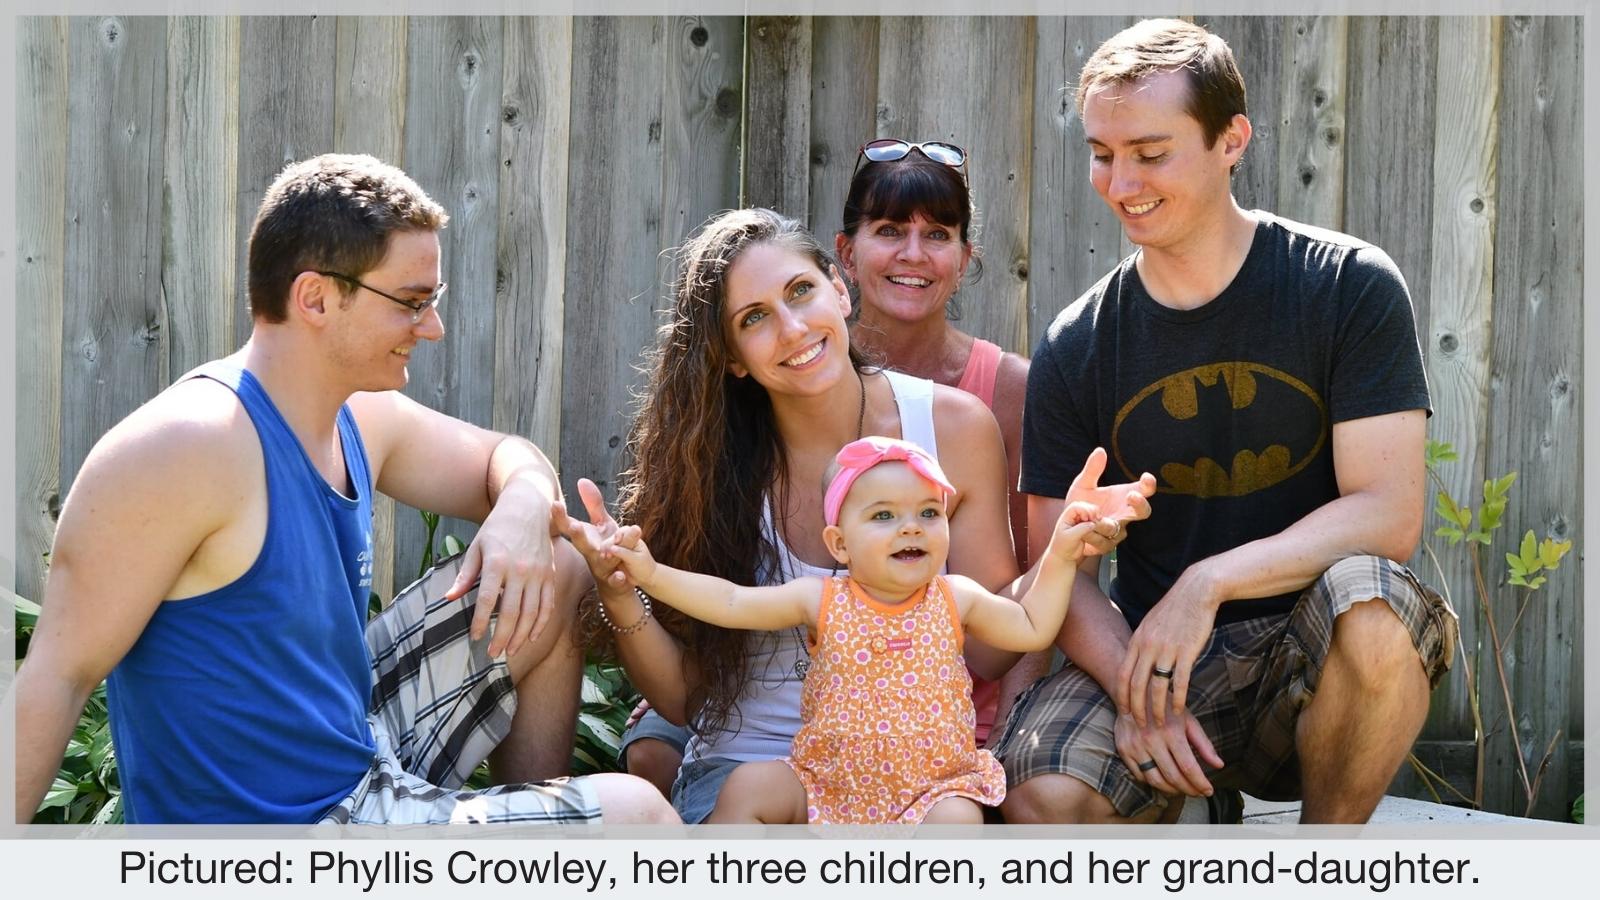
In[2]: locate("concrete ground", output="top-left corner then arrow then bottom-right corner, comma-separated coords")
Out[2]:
1172,793 -> 1523,824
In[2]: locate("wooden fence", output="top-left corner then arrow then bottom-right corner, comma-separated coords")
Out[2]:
13,15 -> 1582,818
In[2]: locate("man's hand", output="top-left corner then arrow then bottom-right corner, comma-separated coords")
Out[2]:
1113,709 -> 1223,798
1119,566 -> 1222,727
1064,447 -> 1157,557
445,477 -> 558,659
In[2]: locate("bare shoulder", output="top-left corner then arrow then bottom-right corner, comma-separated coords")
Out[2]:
61,378 -> 257,554
930,381 -> 1002,434
88,378 -> 257,487
992,352 -> 1030,429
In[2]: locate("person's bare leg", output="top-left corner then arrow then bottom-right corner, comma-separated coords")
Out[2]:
624,737 -> 684,799
1296,598 -> 1430,823
583,772 -> 683,824
922,797 -> 984,824
1001,773 -> 1166,824
704,761 -> 808,824
492,542 -> 588,783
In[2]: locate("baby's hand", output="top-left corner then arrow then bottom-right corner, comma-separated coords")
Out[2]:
600,524 -> 658,585
1046,500 -> 1106,563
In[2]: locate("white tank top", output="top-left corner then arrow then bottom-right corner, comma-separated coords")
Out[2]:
685,369 -> 940,763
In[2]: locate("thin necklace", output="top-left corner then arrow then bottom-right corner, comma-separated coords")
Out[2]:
793,366 -> 866,681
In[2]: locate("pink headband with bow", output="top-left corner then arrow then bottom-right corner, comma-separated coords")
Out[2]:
823,436 -> 955,526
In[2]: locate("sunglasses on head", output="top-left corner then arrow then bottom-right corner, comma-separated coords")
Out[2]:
851,139 -> 968,178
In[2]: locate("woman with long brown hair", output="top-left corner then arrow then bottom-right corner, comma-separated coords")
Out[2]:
565,208 -> 1149,822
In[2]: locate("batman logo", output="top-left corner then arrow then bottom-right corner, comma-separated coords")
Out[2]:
1112,362 -> 1327,498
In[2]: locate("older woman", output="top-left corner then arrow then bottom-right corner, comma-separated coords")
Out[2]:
569,209 -> 1149,822
836,139 -> 1045,747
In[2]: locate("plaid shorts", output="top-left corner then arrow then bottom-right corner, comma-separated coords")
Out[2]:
318,554 -> 601,825
990,556 -> 1457,818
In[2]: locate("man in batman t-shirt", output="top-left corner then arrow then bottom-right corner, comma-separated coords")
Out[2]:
991,19 -> 1456,826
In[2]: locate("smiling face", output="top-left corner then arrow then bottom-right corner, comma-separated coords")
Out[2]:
1083,68 -> 1248,256
721,241 -> 854,396
325,228 -> 445,392
823,461 -> 951,602
838,212 -> 972,328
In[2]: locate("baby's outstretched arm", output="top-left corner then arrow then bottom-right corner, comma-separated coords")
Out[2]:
959,447 -> 1149,651
562,495 -> 819,633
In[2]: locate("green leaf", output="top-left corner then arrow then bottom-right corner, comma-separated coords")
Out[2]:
1575,794 -> 1585,824
1506,553 -> 1528,579
38,777 -> 77,811
444,535 -> 465,557
1528,575 -> 1546,590
577,712 -> 621,754
580,676 -> 609,706
1519,530 -> 1537,565
1540,538 -> 1573,570
12,592 -> 41,628
1424,439 -> 1459,469
1435,525 -> 1464,544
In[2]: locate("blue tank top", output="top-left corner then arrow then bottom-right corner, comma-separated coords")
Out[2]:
107,363 -> 377,823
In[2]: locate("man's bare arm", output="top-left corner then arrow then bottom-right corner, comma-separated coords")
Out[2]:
349,391 -> 573,658
14,393 -> 239,821
1123,409 -> 1427,726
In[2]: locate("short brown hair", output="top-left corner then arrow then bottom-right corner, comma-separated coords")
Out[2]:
1076,19 -> 1247,149
246,153 -> 447,322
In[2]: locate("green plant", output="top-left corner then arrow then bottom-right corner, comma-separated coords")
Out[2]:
1409,440 -> 1573,818
1574,793 -> 1584,824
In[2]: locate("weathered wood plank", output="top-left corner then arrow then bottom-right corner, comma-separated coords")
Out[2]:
806,16 -> 878,241
1481,14 -> 1582,820
234,16 -> 337,348
163,18 -> 239,381
15,16 -> 68,601
334,16 -> 407,163
877,16 -> 1034,353
744,16 -> 811,216
392,16 -> 505,583
1027,16 -> 1134,347
660,17 -> 743,250
61,16 -> 168,492
1276,16 -> 1347,229
560,17 -> 665,504
334,15 -> 406,602
1345,17 -> 1436,328
1416,16 -> 1499,745
1197,15 -> 1282,214
495,18 -> 572,465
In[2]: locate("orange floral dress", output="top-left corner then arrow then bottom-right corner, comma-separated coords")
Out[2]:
783,575 -> 1006,823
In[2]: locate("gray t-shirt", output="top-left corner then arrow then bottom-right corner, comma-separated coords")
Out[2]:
1024,212 -> 1431,627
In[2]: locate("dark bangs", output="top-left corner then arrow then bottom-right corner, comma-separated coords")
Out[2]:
841,157 -> 971,242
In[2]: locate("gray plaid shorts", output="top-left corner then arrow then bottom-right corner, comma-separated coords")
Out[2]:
318,554 -> 601,825
990,555 -> 1457,819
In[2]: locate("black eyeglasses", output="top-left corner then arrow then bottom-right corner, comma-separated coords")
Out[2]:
317,271 -> 447,324
851,139 -> 968,178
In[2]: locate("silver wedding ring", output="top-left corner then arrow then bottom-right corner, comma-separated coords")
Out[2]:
1152,666 -> 1175,679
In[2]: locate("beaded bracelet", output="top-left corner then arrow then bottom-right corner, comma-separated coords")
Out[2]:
597,588 -> 654,635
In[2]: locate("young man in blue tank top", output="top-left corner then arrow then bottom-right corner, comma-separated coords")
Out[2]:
14,154 -> 676,825
991,20 -> 1456,825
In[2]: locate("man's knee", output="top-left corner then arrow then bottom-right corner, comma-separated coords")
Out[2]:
1329,595 -> 1423,692
587,772 -> 682,825
1001,773 -> 1140,824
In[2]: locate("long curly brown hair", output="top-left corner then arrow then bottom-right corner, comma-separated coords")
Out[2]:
613,208 -> 866,738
